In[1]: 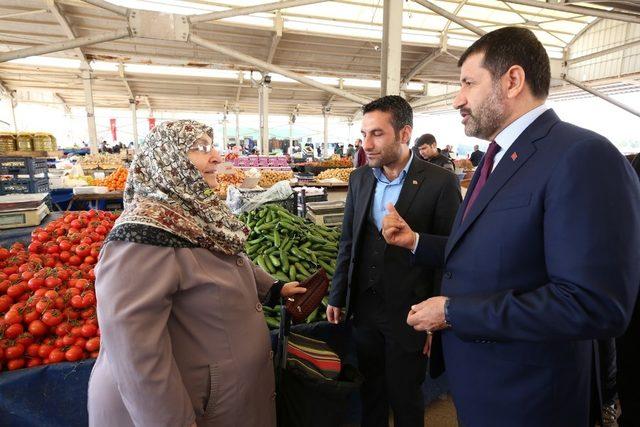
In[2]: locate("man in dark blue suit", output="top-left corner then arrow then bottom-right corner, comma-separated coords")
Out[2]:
381,27 -> 640,426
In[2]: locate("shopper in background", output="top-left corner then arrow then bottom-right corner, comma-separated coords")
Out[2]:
327,96 -> 461,427
381,27 -> 640,426
353,138 -> 367,168
469,144 -> 484,167
414,133 -> 455,172
440,144 -> 453,158
88,120 -> 305,427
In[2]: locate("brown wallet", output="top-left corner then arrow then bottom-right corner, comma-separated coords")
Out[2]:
284,268 -> 329,324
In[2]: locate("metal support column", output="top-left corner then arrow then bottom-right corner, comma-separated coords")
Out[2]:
235,109 -> 240,148
222,115 -> 228,150
323,107 -> 329,158
563,75 -> 640,119
258,82 -> 270,154
8,95 -> 18,134
129,98 -> 138,148
82,71 -> 99,154
381,0 -> 403,96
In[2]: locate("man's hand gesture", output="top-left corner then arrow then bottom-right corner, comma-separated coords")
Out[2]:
382,203 -> 416,250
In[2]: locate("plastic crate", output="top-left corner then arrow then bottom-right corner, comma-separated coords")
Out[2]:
265,193 -> 297,215
0,177 -> 50,195
0,157 -> 49,178
297,188 -> 328,217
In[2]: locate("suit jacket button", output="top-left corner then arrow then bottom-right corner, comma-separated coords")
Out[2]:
444,271 -> 452,279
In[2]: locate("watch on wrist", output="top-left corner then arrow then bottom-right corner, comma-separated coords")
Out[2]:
443,297 -> 452,328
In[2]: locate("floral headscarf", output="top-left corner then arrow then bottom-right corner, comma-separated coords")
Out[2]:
114,120 -> 248,255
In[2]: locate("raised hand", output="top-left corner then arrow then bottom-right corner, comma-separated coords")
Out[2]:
382,203 -> 416,250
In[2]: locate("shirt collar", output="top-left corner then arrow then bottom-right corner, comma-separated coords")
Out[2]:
494,104 -> 549,152
372,150 -> 414,183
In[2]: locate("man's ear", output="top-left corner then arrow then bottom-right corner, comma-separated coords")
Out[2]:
400,125 -> 412,145
504,65 -> 526,99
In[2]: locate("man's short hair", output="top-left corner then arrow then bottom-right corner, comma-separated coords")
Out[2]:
415,133 -> 437,148
362,95 -> 413,134
458,27 -> 550,99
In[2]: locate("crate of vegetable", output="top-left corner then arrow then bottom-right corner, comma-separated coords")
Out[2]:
239,204 -> 341,327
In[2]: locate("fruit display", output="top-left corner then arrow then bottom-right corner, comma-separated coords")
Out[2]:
307,156 -> 353,168
239,204 -> 340,328
216,169 -> 245,197
259,170 -> 293,188
0,210 -> 119,372
94,167 -> 128,191
78,153 -> 125,170
316,168 -> 354,182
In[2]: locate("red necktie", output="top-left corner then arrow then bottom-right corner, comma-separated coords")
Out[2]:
463,141 -> 501,221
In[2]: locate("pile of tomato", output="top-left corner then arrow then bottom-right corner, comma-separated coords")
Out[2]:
0,210 -> 118,372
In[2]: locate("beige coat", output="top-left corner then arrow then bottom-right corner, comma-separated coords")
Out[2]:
88,240 -> 277,427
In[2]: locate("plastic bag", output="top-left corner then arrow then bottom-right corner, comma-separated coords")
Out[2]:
226,180 -> 294,215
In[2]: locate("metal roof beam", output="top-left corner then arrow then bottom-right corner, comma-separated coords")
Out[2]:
566,38 -> 640,66
189,33 -> 371,105
402,50 -> 442,87
46,0 -> 91,70
503,0 -> 640,24
117,63 -> 135,100
0,29 -> 130,63
563,75 -> 640,118
267,12 -> 283,64
410,92 -> 458,109
0,9 -> 48,20
80,0 -> 128,17
189,0 -> 326,24
413,0 -> 486,36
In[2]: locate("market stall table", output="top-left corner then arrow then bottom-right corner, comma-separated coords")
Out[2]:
66,191 -> 124,211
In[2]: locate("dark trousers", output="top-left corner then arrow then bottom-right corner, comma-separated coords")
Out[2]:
617,297 -> 640,427
353,289 -> 427,427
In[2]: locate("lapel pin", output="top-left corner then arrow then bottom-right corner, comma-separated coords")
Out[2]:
412,180 -> 418,185
511,152 -> 518,161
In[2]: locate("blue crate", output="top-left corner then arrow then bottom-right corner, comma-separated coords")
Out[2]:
0,177 -> 49,195
0,157 -> 49,177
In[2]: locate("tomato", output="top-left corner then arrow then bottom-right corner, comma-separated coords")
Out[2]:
48,348 -> 65,363
55,322 -> 71,337
81,307 -> 96,319
26,358 -> 42,368
6,283 -> 26,299
27,277 -> 45,291
75,245 -> 91,258
44,276 -> 61,289
42,309 -> 63,326
58,240 -> 72,251
90,351 -> 99,359
5,323 -> 24,339
20,271 -> 34,281
23,308 -> 39,324
70,219 -> 82,230
65,345 -> 84,362
0,280 -> 10,294
0,248 -> 9,260
82,292 -> 96,307
36,232 -> 50,243
70,326 -> 83,337
0,295 -> 13,312
74,337 -> 87,349
38,344 -> 53,359
5,343 -> 24,359
35,298 -> 51,314
27,343 -> 40,358
83,256 -> 97,265
81,323 -> 98,338
28,242 -> 42,254
85,336 -> 100,353
68,255 -> 82,266
95,225 -> 107,235
16,333 -> 34,347
54,297 -> 65,310
4,310 -> 22,325
7,358 -> 25,370
45,244 -> 60,255
59,251 -> 71,263
44,290 -> 58,299
70,295 -> 84,309
63,307 -> 79,320
62,335 -> 76,346
28,320 -> 48,336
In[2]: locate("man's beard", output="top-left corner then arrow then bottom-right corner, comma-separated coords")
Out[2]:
366,139 -> 402,168
461,82 -> 506,140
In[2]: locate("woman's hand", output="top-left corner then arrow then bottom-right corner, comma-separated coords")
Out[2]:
280,281 -> 307,298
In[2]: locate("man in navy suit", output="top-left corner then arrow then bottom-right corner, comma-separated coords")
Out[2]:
381,27 -> 640,426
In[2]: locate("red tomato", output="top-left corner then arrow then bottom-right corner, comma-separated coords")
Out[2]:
5,323 -> 23,339
35,298 -> 51,314
74,279 -> 89,290
59,251 -> 71,263
36,232 -> 50,243
4,310 -> 22,325
23,308 -> 39,324
74,337 -> 87,349
70,326 -> 83,337
90,351 -> 99,359
81,307 -> 96,319
68,255 -> 82,266
55,322 -> 71,337
6,284 -> 26,299
0,295 -> 13,312
63,307 -> 79,320
83,256 -> 96,265
85,337 -> 100,353
16,333 -> 34,347
7,358 -> 25,370
62,335 -> 76,346
27,277 -> 45,291
81,324 -> 98,338
82,292 -> 96,307
0,248 -> 9,260
5,343 -> 24,359
75,245 -> 91,258
28,320 -> 48,336
70,295 -> 84,309
48,348 -> 65,363
28,242 -> 42,254
26,358 -> 42,368
38,344 -> 53,359
20,271 -> 34,281
42,309 -> 63,326
26,343 -> 40,358
65,345 -> 84,362
44,276 -> 61,289
44,290 -> 58,299
58,241 -> 72,251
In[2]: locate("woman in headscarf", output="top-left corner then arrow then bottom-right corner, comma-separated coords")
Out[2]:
88,120 -> 305,427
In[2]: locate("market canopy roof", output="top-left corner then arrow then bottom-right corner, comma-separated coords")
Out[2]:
0,0 -> 639,117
